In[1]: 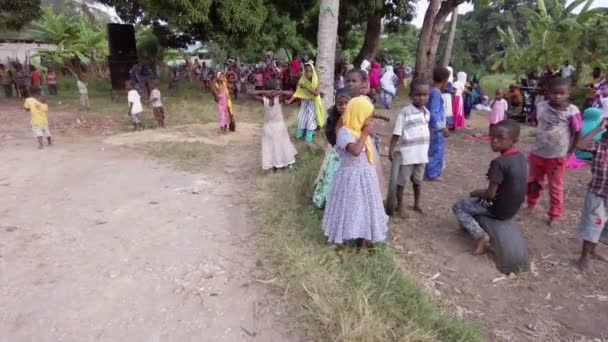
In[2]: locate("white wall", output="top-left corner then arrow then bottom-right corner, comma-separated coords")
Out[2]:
0,42 -> 56,65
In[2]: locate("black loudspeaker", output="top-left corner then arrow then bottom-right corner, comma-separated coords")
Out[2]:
107,23 -> 137,57
108,57 -> 137,90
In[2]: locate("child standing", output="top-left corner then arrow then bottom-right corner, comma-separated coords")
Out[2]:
313,87 -> 353,208
253,79 -> 297,171
77,74 -> 89,109
527,77 -> 582,225
489,89 -> 509,133
389,79 -> 431,217
46,66 -> 57,96
453,119 -> 527,255
575,119 -> 608,271
288,61 -> 326,142
451,71 -> 467,129
24,86 -> 52,149
322,96 -> 388,248
425,67 -> 451,180
30,65 -> 41,90
213,72 -> 233,132
149,79 -> 165,128
126,81 -> 144,131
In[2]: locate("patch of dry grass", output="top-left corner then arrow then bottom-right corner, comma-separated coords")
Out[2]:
254,143 -> 480,341
147,141 -> 217,171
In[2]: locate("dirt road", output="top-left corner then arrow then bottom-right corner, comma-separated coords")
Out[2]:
0,104 -> 284,341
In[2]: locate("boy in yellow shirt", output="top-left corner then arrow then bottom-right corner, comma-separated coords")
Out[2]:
24,86 -> 51,149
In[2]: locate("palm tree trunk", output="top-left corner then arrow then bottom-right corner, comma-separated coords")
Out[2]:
441,6 -> 458,67
316,0 -> 340,112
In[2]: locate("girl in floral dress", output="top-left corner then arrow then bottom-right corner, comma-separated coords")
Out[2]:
313,87 -> 352,208
322,96 -> 388,247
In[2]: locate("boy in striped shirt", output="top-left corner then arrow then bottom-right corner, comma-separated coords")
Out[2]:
389,79 -> 431,217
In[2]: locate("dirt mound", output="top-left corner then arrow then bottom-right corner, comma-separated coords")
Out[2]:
104,122 -> 262,146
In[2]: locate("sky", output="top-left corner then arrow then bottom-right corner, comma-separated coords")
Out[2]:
411,0 -> 608,27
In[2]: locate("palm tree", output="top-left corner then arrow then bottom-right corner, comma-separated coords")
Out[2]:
316,0 -> 340,113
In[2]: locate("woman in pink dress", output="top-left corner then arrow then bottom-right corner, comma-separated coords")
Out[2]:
452,71 -> 467,129
213,72 -> 232,132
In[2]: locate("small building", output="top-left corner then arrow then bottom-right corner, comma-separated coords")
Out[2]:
0,39 -> 56,66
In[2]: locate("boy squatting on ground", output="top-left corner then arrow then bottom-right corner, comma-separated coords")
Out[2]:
389,79 -> 431,218
24,86 -> 52,149
452,119 -> 527,255
126,81 -> 144,130
574,118 -> 608,272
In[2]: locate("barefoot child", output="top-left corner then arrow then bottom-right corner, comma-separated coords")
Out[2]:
313,86 -> 352,208
574,118 -> 608,271
252,79 -> 297,171
489,88 -> 508,134
527,77 -> 582,225
149,79 -> 165,128
453,119 -> 527,255
126,80 -> 144,131
322,96 -> 388,247
213,72 -> 233,132
389,79 -> 431,217
24,86 -> 52,149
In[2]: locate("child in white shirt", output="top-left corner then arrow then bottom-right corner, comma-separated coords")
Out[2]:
149,79 -> 165,128
126,80 -> 144,130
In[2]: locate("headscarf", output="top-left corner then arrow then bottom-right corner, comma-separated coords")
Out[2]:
346,64 -> 354,71
446,66 -> 454,84
453,71 -> 467,91
380,66 -> 397,96
368,62 -> 381,89
576,107 -> 604,160
215,72 -> 233,114
360,60 -> 371,73
342,96 -> 375,163
293,61 -> 326,127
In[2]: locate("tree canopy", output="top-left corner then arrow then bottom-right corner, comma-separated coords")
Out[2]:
0,0 -> 42,31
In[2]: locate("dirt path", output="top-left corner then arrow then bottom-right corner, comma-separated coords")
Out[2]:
372,102 -> 608,341
0,103 -> 286,341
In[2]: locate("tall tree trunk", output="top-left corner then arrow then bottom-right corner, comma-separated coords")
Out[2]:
316,0 -> 340,112
356,12 -> 383,64
415,0 -> 464,80
441,6 -> 458,67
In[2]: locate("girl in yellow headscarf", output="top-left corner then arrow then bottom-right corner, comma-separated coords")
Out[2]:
213,72 -> 233,132
288,61 -> 326,142
322,96 -> 388,248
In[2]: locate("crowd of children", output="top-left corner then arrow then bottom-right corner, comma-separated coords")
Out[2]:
8,54 -> 606,271
0,62 -> 60,99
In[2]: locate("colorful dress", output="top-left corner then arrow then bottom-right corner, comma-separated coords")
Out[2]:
576,108 -> 604,160
451,71 -> 467,129
312,145 -> 340,208
425,87 -> 446,179
262,97 -> 297,169
322,128 -> 388,244
216,87 -> 230,128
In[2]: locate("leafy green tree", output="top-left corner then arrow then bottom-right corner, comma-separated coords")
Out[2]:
492,0 -> 608,81
0,0 -> 42,31
32,8 -> 107,76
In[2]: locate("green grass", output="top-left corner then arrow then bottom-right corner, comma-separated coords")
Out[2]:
255,144 -> 480,342
147,141 -> 217,171
43,76 -> 217,127
479,73 -> 516,98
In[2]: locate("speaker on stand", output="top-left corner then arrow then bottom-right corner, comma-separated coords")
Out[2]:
107,23 -> 138,99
